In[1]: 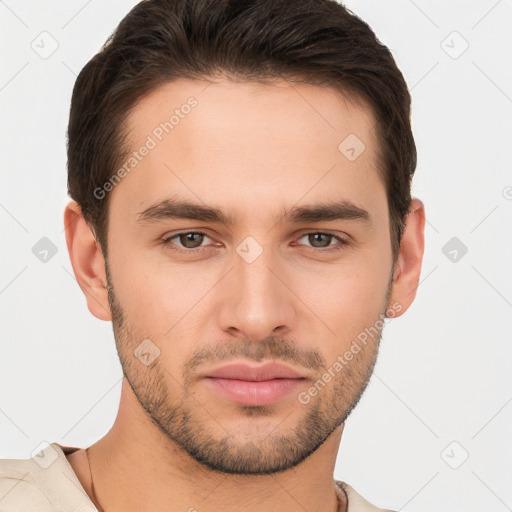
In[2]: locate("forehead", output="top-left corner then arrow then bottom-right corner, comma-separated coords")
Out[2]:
127,77 -> 378,151
110,77 -> 385,227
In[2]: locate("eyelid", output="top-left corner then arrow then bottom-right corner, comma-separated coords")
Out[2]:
293,231 -> 349,250
161,230 -> 216,250
161,229 -> 349,253
294,228 -> 349,241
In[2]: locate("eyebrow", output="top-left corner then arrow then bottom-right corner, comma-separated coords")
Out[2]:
136,197 -> 372,227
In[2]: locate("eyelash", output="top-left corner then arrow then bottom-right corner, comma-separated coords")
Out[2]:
160,230 -> 349,254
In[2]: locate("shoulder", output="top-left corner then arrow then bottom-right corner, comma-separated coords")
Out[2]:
0,443 -> 97,511
335,480 -> 397,512
0,448 -> 56,511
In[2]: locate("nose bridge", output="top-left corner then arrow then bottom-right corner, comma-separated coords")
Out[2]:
218,236 -> 295,340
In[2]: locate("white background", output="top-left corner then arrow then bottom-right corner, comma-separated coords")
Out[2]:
1,1 -> 511,511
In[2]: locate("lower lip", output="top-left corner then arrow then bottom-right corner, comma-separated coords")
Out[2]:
205,377 -> 305,406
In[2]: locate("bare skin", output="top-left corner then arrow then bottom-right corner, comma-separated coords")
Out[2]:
64,77 -> 425,512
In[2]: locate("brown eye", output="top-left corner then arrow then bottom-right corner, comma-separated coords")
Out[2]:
161,231 -> 213,251
177,232 -> 206,249
296,232 -> 347,251
305,233 -> 335,248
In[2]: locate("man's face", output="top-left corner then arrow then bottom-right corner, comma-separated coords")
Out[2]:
104,78 -> 396,474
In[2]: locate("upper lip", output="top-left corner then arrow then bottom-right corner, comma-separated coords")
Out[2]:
204,362 -> 305,381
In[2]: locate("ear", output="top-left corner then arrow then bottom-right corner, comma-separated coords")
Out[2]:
63,200 -> 112,321
386,197 -> 426,318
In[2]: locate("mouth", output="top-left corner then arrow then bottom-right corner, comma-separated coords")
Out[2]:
202,362 -> 307,406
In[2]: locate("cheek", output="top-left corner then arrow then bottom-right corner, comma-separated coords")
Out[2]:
290,250 -> 391,351
108,224 -> 391,353
106,248 -> 173,335
108,252 -> 215,355
298,274 -> 383,340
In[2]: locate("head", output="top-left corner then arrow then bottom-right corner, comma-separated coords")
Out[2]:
64,0 -> 425,475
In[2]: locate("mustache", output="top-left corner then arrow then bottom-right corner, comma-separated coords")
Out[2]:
184,336 -> 326,375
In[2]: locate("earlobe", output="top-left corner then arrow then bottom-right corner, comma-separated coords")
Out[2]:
63,201 -> 112,321
386,198 -> 426,317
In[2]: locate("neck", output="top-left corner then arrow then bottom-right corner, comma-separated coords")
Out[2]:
77,378 -> 347,512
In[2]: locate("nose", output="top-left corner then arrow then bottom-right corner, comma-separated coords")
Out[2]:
216,244 -> 297,342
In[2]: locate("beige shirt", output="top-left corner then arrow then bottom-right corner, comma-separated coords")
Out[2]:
0,443 -> 395,511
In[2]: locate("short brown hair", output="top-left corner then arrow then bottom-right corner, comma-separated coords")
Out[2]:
67,0 -> 416,263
